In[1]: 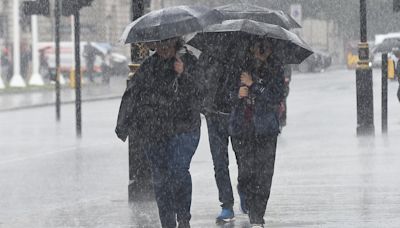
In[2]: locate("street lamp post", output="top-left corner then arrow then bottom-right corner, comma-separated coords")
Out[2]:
128,0 -> 153,203
355,0 -> 374,136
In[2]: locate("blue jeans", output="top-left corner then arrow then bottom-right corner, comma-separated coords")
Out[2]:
206,113 -> 234,209
145,130 -> 200,228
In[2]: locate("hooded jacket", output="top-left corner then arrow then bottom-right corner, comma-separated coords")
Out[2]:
115,50 -> 204,142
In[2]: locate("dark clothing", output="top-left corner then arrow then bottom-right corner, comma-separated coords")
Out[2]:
199,54 -> 235,114
145,130 -> 200,228
205,112 -> 234,209
281,65 -> 292,126
397,85 -> 400,102
229,55 -> 284,224
115,51 -> 204,142
20,49 -> 31,80
83,44 -> 98,82
200,53 -> 237,209
228,56 -> 285,137
231,134 -> 277,224
397,60 -> 400,102
115,49 -> 204,228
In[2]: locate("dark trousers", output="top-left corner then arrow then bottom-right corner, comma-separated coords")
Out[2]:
206,113 -> 234,209
86,62 -> 94,82
145,130 -> 200,228
397,84 -> 400,102
231,134 -> 278,224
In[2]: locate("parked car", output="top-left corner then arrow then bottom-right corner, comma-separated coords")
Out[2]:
294,49 -> 332,73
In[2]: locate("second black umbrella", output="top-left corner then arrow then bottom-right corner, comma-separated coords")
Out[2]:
188,19 -> 313,64
215,3 -> 301,30
119,5 -> 223,44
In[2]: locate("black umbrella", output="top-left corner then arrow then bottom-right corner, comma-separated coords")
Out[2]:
215,3 -> 301,30
188,19 -> 313,64
374,38 -> 400,53
119,5 -> 223,44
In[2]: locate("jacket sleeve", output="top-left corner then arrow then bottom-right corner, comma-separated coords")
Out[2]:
249,64 -> 285,106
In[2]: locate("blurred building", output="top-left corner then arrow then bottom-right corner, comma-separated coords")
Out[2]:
0,0 -> 133,53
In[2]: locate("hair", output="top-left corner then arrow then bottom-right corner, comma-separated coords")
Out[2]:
175,38 -> 185,50
254,38 -> 274,54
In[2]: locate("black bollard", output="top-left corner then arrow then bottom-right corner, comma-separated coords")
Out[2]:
127,64 -> 154,203
355,0 -> 375,136
381,53 -> 388,134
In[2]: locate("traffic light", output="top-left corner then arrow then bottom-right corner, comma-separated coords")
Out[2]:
22,0 -> 50,16
61,0 -> 95,16
394,0 -> 400,12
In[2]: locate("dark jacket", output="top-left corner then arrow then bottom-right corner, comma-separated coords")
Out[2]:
228,55 -> 285,137
199,54 -> 236,114
115,50 -> 204,142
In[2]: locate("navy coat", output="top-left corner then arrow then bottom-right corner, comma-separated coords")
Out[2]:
228,55 -> 285,137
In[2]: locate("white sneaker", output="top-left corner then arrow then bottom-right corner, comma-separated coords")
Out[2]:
251,224 -> 264,228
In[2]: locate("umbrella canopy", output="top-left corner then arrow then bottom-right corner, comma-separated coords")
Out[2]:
215,3 -> 301,30
374,38 -> 400,53
188,19 -> 313,64
119,5 -> 223,44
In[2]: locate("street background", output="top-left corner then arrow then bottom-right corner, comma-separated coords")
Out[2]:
1,68 -> 399,227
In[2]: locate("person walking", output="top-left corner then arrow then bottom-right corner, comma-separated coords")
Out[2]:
393,48 -> 400,102
199,50 -> 250,224
101,50 -> 112,84
228,39 -> 284,228
115,38 -> 204,228
279,64 -> 292,128
83,42 -> 97,83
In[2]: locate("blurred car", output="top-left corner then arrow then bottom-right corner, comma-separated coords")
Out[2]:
38,42 -> 129,80
294,49 -> 332,73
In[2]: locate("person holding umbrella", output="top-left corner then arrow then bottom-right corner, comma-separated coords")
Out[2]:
189,18 -> 313,227
197,4 -> 301,223
199,51 -> 241,224
117,37 -> 203,228
228,38 -> 284,228
116,5 -> 223,228
393,47 -> 400,102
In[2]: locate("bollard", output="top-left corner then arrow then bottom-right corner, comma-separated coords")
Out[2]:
355,0 -> 375,136
381,53 -> 388,134
127,63 -> 154,203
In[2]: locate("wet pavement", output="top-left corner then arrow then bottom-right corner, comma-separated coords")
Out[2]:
0,68 -> 400,227
0,76 -> 127,111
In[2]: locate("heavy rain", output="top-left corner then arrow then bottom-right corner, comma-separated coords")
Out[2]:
1,0 -> 400,228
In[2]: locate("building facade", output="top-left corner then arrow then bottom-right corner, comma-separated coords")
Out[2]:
0,0 -> 132,52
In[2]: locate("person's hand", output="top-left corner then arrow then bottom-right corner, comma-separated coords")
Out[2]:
174,56 -> 184,74
240,72 -> 253,87
239,86 -> 249,98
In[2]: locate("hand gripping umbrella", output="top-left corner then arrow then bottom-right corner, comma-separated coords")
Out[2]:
119,5 -> 224,44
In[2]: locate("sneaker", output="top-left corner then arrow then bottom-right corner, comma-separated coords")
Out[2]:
237,189 -> 248,214
250,224 -> 264,228
215,208 -> 235,224
177,221 -> 190,228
